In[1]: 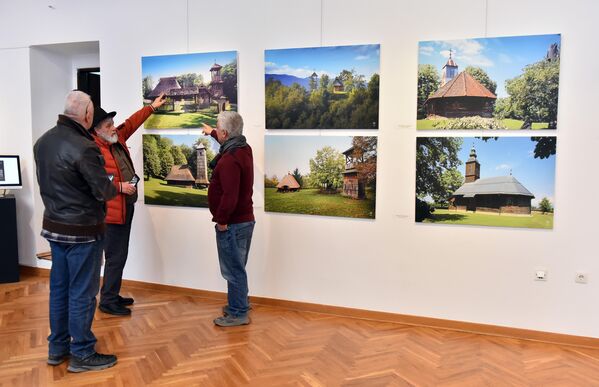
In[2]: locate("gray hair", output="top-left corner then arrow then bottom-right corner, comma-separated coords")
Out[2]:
217,111 -> 244,138
63,90 -> 91,119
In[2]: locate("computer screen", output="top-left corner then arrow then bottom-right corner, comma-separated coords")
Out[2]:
0,155 -> 22,190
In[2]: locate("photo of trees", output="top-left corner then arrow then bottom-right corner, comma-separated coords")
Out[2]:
142,51 -> 237,129
417,34 -> 561,130
265,135 -> 377,219
416,136 -> 556,229
265,44 -> 380,129
142,134 -> 219,207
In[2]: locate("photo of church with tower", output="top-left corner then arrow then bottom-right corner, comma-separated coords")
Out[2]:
142,134 -> 220,208
417,34 -> 561,130
142,51 -> 237,129
423,50 -> 497,119
415,136 -> 556,229
448,146 -> 534,215
148,62 -> 228,114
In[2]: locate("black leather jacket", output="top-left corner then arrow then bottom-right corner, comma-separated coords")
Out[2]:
34,115 -> 117,236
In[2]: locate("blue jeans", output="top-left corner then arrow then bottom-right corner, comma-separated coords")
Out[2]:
215,221 -> 255,318
48,239 -> 103,359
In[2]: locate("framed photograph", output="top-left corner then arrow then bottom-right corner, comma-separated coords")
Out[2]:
417,34 -> 561,130
415,136 -> 556,229
265,44 -> 380,129
265,135 -> 377,219
142,51 -> 237,129
142,134 -> 219,207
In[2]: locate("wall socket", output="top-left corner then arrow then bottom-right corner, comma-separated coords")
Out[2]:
535,269 -> 547,281
575,272 -> 588,284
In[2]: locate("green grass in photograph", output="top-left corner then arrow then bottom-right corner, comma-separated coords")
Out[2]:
144,111 -> 217,129
500,119 -> 549,130
416,118 -> 549,130
264,187 -> 375,219
422,209 -> 553,229
144,177 -> 208,207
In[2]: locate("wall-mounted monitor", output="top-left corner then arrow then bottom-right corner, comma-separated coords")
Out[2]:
0,155 -> 22,190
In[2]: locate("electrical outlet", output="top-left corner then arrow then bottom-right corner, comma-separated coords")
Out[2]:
535,269 -> 547,281
575,272 -> 588,284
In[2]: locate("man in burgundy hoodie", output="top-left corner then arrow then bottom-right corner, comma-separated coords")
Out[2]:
202,111 -> 255,327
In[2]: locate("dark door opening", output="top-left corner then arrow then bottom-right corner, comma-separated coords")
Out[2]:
77,67 -> 101,107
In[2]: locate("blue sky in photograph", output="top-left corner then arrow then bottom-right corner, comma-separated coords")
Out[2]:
418,34 -> 560,98
456,137 -> 556,207
141,51 -> 237,89
265,44 -> 380,79
265,136 -> 357,178
156,134 -> 220,154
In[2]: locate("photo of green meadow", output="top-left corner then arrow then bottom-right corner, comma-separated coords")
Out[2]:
417,34 -> 561,130
265,135 -> 377,219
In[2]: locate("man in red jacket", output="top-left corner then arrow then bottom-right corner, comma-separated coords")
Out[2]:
92,93 -> 166,316
202,111 -> 255,327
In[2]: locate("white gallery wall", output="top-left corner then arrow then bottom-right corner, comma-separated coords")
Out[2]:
1,0 -> 598,337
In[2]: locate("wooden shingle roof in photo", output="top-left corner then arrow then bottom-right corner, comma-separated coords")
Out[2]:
426,71 -> 496,101
451,175 -> 534,198
165,165 -> 195,182
277,174 -> 300,189
148,77 -> 181,98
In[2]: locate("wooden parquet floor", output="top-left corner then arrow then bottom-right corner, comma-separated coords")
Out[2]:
2,274 -> 599,386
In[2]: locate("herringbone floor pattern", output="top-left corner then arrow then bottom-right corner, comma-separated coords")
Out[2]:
1,274 -> 599,386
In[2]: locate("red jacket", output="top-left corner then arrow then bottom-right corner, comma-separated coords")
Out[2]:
93,105 -> 154,224
208,131 -> 255,225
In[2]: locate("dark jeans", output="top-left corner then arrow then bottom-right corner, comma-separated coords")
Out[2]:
100,203 -> 134,306
215,221 -> 255,318
48,239 -> 104,359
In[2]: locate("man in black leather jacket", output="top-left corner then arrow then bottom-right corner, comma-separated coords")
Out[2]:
34,90 -> 118,373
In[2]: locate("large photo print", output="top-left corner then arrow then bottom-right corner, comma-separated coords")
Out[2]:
142,51 -> 237,129
417,34 -> 561,130
265,135 -> 377,219
142,134 -> 219,207
416,136 -> 556,229
265,44 -> 380,129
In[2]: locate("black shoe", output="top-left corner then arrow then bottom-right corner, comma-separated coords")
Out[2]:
117,295 -> 134,306
67,352 -> 117,373
99,303 -> 131,316
47,353 -> 69,366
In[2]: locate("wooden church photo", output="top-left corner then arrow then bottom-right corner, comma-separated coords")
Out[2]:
143,134 -> 219,208
417,34 -> 561,130
141,50 -> 238,129
415,136 -> 556,229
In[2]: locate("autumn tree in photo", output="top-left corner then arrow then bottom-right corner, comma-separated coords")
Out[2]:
351,136 -> 378,191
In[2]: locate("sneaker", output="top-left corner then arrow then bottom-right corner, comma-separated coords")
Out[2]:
99,303 -> 131,316
67,352 -> 117,373
117,295 -> 134,306
47,353 -> 69,366
214,315 -> 250,327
